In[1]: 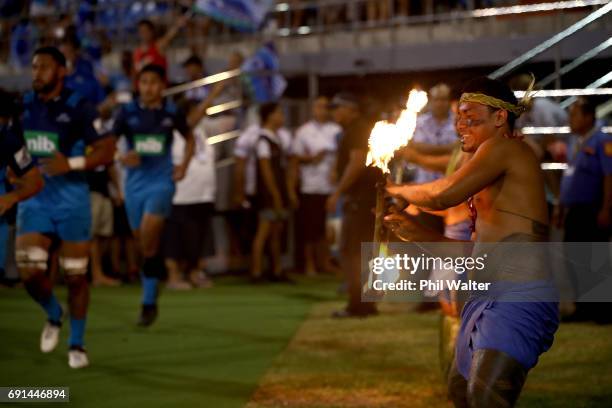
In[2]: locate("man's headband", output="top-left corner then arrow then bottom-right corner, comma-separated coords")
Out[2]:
459,74 -> 536,117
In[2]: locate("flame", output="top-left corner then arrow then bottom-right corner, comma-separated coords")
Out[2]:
366,89 -> 428,173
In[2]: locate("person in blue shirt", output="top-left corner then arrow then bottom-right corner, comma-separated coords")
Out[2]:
557,97 -> 612,323
0,90 -> 44,275
558,97 -> 612,241
112,64 -> 194,327
17,46 -> 116,369
60,34 -> 106,105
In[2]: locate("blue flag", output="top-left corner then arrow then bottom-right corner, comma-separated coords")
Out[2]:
241,43 -> 287,103
194,0 -> 274,32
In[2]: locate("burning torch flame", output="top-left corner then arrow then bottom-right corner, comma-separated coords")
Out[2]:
366,89 -> 428,174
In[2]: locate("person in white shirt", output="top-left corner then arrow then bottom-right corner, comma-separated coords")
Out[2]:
288,96 -> 340,276
163,99 -> 217,289
231,121 -> 291,258
234,124 -> 292,205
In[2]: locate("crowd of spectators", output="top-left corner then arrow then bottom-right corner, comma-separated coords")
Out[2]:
1,0 -> 544,68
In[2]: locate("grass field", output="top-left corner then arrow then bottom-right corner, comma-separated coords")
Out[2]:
1,276 -> 611,408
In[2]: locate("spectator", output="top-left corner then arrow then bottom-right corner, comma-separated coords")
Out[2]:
9,18 -> 37,70
558,97 -> 612,323
110,50 -> 135,95
409,83 -> 458,234
558,97 -> 612,240
326,93 -> 382,318
133,15 -> 188,75
201,51 -> 244,159
231,117 -> 291,260
511,74 -> 568,132
510,73 -> 569,216
29,0 -> 54,18
251,103 -> 292,283
88,165 -> 121,287
163,97 -> 217,290
182,55 -> 208,102
60,34 -> 106,105
288,96 -> 341,276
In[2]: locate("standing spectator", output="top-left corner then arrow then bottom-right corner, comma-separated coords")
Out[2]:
88,165 -> 120,287
411,84 -> 458,182
109,50 -> 135,95
133,15 -> 188,76
164,98 -> 217,290
558,97 -> 612,240
510,73 -> 568,217
251,103 -> 292,283
9,17 -> 37,70
201,51 -> 244,157
230,123 -> 262,258
232,120 -> 291,259
558,97 -> 612,322
409,83 -> 458,234
288,96 -> 340,276
60,34 -> 106,105
326,93 -> 382,318
1,1 -> 26,62
182,55 -> 208,102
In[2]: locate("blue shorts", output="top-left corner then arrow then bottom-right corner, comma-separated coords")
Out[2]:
0,221 -> 8,270
125,185 -> 175,231
455,293 -> 559,379
17,205 -> 92,242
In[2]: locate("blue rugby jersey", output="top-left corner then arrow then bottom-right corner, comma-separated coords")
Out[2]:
21,88 -> 103,211
112,99 -> 189,195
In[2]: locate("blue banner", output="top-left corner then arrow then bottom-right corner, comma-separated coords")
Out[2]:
194,0 -> 274,32
241,43 -> 287,103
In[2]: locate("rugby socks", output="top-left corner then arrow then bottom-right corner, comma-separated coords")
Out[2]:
41,293 -> 63,325
69,317 -> 87,348
24,275 -> 62,325
141,255 -> 165,306
141,275 -> 159,306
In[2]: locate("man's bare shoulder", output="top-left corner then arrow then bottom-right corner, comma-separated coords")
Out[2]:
479,135 -> 537,161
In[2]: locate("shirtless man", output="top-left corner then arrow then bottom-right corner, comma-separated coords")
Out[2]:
385,77 -> 559,407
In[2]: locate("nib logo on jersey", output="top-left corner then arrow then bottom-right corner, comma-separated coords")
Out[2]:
24,130 -> 59,156
134,134 -> 166,156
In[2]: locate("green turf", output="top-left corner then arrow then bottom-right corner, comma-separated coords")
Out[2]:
0,277 -> 337,408
248,302 -> 612,408
3,278 -> 612,408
